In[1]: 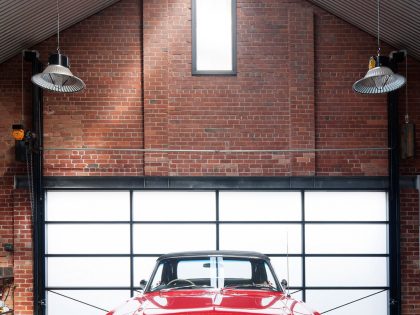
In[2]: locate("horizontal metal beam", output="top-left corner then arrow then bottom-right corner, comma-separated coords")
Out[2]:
13,175 -> 399,190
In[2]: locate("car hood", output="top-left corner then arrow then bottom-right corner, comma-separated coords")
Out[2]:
106,289 -> 320,315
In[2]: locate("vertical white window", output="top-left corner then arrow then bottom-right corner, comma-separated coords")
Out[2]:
192,0 -> 236,74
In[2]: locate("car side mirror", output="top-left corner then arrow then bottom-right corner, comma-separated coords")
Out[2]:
140,279 -> 147,290
281,279 -> 288,288
281,279 -> 290,297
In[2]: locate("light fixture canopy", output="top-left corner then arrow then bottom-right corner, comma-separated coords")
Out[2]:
352,0 -> 405,94
31,0 -> 85,93
31,53 -> 85,93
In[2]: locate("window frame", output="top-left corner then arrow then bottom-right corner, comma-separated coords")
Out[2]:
191,0 -> 237,75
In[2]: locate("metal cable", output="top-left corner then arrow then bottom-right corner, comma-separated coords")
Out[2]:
56,0 -> 60,52
46,287 -> 387,314
25,144 -> 34,220
41,147 -> 391,153
321,289 -> 388,314
21,52 -> 24,124
377,0 -> 380,56
405,54 -> 409,123
48,290 -> 108,313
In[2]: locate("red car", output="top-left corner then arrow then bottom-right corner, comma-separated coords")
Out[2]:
106,251 -> 320,315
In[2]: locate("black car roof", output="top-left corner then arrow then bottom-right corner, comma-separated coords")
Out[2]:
157,250 -> 270,262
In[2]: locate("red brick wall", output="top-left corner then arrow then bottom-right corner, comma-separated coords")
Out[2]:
313,6 -> 390,175
401,189 -> 420,314
12,190 -> 33,315
0,0 -> 419,314
39,0 -> 144,176
140,0 -> 402,176
144,0 -> 317,176
400,56 -> 420,175
0,42 -> 32,314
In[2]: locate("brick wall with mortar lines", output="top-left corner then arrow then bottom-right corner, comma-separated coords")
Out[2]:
145,0 -> 318,175
12,190 -> 33,315
142,0 -> 407,176
314,5 -> 391,175
400,56 -> 420,175
0,35 -> 33,313
0,0 -> 419,313
39,0 -> 144,176
400,189 -> 420,315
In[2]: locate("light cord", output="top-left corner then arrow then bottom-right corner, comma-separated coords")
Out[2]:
21,52 -> 24,124
286,232 -> 290,297
57,0 -> 60,52
405,55 -> 409,123
377,0 -> 380,56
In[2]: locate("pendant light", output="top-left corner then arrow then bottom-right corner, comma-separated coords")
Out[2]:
352,0 -> 405,94
31,0 -> 85,93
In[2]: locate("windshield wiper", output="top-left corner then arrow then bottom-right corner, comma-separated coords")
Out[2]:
223,284 -> 278,291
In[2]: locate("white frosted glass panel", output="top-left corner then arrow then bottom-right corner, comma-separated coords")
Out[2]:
305,192 -> 387,221
306,290 -> 388,315
306,257 -> 388,287
46,224 -> 130,254
47,257 -> 130,287
46,191 -> 130,221
219,192 -> 301,221
270,257 -> 302,287
305,224 -> 388,254
133,224 -> 216,254
133,257 -> 159,286
219,224 -> 301,254
195,0 -> 232,71
133,191 -> 215,221
47,290 -> 130,315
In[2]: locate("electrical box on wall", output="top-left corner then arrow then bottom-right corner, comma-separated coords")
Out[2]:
12,124 -> 27,162
401,122 -> 415,159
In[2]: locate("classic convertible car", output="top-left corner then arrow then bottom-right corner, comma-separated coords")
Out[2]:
106,251 -> 320,315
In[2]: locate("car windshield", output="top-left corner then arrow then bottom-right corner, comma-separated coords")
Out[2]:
146,256 -> 280,292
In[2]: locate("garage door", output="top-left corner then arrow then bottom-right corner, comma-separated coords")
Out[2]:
44,189 -> 388,315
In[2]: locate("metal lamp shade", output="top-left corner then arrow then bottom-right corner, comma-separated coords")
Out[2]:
353,66 -> 406,94
31,53 -> 85,93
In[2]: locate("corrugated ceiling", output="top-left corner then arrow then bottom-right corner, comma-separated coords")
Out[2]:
307,0 -> 420,61
0,0 -> 120,64
0,0 -> 419,65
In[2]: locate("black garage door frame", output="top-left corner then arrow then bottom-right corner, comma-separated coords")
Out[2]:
21,175 -> 401,315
